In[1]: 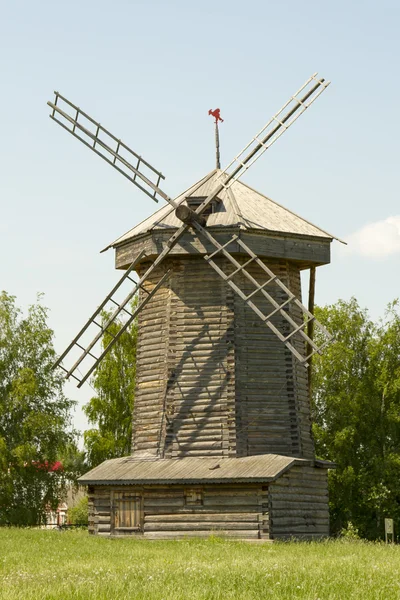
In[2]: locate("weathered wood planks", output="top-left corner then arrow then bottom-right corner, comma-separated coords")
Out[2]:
88,483 -> 269,540
130,255 -> 315,460
115,230 -> 331,270
86,212 -> 332,540
269,465 -> 329,539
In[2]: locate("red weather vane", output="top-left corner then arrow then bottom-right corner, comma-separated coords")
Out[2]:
208,108 -> 224,123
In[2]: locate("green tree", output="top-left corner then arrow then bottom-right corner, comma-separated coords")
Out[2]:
68,496 -> 88,525
83,304 -> 137,468
312,298 -> 400,539
0,292 -> 77,525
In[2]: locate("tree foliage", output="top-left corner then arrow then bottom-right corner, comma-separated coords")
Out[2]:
68,496 -> 88,525
0,292 -> 78,525
312,298 -> 400,539
83,303 -> 137,468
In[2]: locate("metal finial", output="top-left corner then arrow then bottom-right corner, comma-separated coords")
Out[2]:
208,109 -> 224,169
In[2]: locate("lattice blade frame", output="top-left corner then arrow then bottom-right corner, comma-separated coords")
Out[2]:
185,73 -> 330,223
47,92 -> 176,207
216,73 -> 330,189
75,271 -> 170,387
53,248 -> 171,387
52,73 -> 331,385
193,222 -> 332,366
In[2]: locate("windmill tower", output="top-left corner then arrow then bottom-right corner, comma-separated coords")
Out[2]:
49,74 -> 337,540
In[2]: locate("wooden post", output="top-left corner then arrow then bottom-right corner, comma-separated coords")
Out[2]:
215,121 -> 221,169
307,267 -> 316,394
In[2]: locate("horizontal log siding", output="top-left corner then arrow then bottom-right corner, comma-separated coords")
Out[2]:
132,260 -> 171,456
88,490 -> 95,534
288,265 -> 315,459
269,465 -> 329,540
115,230 -> 331,269
132,257 -> 236,458
131,254 -> 314,460
91,468 -> 330,540
164,258 -> 234,458
234,259 -> 314,458
90,484 -> 268,539
90,487 -> 112,536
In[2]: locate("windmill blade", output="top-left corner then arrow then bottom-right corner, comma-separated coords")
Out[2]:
216,72 -> 330,189
53,73 -> 331,386
47,92 -> 177,208
54,249 -> 170,387
192,222 -> 332,367
56,212 -> 200,387
179,73 -> 330,224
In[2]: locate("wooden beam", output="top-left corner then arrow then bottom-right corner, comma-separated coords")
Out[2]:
307,266 -> 316,393
175,205 -> 206,226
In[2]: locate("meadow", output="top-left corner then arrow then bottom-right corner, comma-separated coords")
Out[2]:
1,528 -> 399,600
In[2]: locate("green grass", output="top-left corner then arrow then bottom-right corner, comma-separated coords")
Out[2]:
1,529 -> 400,599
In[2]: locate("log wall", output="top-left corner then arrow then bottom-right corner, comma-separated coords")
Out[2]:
88,484 -> 269,540
132,255 -> 314,459
234,259 -> 314,459
269,465 -> 329,539
115,229 -> 331,270
88,486 -> 111,536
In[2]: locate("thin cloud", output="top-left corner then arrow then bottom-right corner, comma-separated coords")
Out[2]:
343,216 -> 400,258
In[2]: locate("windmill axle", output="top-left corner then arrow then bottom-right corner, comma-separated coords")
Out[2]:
175,204 -> 207,226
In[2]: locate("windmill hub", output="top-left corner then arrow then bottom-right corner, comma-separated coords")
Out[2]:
175,204 -> 206,226
49,73 -> 337,540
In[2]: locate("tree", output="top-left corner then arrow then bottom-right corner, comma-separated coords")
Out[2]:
312,298 -> 400,539
83,303 -> 137,468
68,496 -> 88,525
0,292 -> 78,525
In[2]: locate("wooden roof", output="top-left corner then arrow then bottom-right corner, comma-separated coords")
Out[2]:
104,169 -> 340,251
78,454 -> 310,486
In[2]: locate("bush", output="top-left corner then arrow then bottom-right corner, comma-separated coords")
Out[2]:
340,522 -> 361,540
68,496 -> 88,525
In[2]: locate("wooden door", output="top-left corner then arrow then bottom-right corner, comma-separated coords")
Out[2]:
112,491 -> 143,534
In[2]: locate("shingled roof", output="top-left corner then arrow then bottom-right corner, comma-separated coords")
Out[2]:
78,454 -> 310,486
103,169 -> 341,251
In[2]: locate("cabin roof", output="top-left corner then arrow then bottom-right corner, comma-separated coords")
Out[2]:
103,169 -> 341,251
78,454 -> 311,485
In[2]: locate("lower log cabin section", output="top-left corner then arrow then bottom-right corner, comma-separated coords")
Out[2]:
80,456 -> 330,540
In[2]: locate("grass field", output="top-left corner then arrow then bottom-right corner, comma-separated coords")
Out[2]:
1,529 -> 400,599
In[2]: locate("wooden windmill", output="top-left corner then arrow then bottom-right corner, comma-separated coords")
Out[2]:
48,74 -> 337,540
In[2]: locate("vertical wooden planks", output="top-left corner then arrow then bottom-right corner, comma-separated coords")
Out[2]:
112,491 -> 143,534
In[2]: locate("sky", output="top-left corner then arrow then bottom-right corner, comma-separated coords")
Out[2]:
1,0 -> 399,436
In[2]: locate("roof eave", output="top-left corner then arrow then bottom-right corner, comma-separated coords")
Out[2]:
108,225 -> 334,256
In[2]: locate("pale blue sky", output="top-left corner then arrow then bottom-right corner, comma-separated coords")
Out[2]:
1,0 -> 399,433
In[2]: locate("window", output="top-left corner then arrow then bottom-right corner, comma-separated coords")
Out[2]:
184,488 -> 203,506
113,492 -> 142,532
186,197 -> 218,219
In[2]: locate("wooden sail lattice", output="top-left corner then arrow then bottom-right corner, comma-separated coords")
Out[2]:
49,73 -> 332,384
215,73 -> 330,190
179,74 -> 330,228
195,223 -> 332,366
47,92 -> 177,207
53,250 -> 170,387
